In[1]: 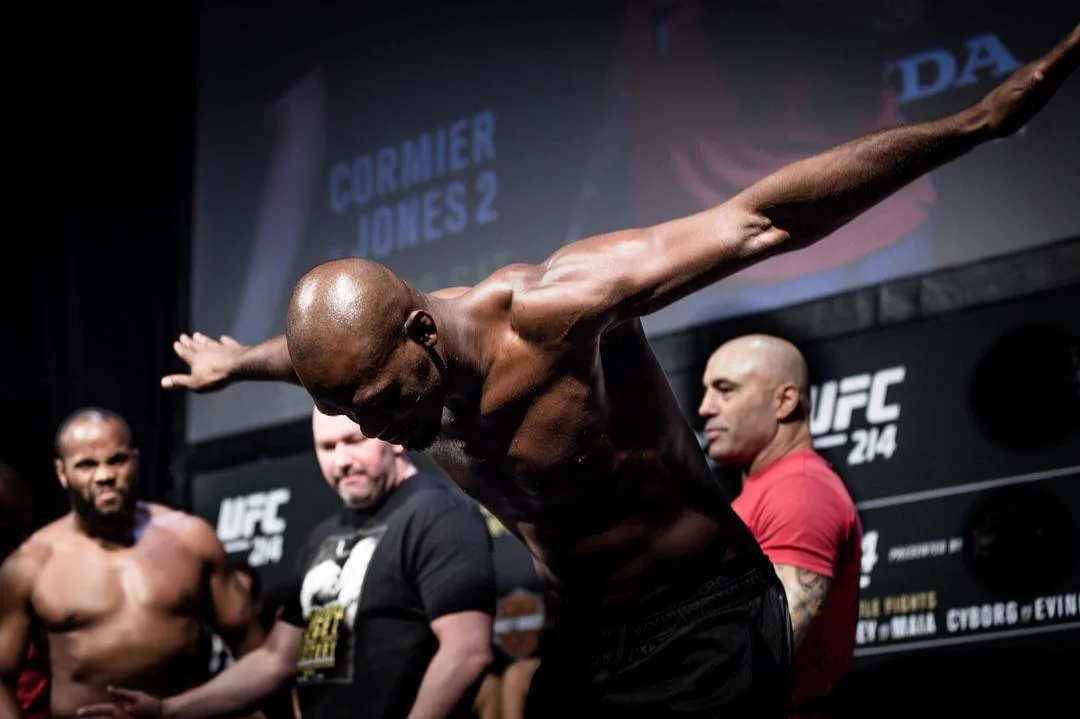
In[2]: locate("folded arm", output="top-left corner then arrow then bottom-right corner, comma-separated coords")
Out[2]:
516,29 -> 1078,337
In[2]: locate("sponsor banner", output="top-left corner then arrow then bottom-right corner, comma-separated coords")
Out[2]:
797,285 -> 1080,502
854,467 -> 1080,656
810,366 -> 904,469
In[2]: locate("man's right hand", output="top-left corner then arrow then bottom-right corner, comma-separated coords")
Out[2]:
161,333 -> 246,393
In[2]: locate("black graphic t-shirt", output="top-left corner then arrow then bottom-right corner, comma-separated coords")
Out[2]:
280,473 -> 496,719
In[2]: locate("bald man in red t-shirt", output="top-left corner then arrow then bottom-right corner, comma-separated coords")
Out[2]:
699,335 -> 861,718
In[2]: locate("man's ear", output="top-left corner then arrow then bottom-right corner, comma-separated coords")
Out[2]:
54,458 -> 68,488
775,384 -> 802,421
404,310 -> 438,348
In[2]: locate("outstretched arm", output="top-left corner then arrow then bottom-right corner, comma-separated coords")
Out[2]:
162,287 -> 474,392
520,27 -> 1079,336
161,333 -> 298,392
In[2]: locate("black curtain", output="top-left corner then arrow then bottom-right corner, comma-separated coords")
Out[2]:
2,7 -> 197,524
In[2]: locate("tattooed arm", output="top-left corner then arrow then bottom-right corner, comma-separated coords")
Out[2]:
773,564 -> 833,648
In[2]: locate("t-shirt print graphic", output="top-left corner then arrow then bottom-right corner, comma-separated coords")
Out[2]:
296,526 -> 385,684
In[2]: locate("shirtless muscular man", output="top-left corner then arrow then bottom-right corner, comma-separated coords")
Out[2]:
0,408 -> 264,719
160,28 -> 1078,718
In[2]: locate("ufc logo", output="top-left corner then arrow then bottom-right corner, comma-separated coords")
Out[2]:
811,366 -> 905,436
217,488 -> 290,541
810,367 -> 904,466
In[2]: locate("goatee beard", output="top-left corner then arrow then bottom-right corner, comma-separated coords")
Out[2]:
68,486 -> 134,534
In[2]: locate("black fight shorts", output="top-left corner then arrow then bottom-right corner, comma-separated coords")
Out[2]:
524,554 -> 794,718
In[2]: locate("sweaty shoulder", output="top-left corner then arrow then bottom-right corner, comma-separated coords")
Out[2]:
476,260 -> 599,345
16,515 -> 76,555
448,264 -> 548,340
0,531 -> 53,593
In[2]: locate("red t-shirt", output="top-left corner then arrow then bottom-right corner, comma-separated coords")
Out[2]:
732,449 -> 861,718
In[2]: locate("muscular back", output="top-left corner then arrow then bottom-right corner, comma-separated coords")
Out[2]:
428,268 -> 758,611
0,506 -> 229,718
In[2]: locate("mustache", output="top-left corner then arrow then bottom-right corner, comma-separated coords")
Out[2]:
67,484 -> 134,527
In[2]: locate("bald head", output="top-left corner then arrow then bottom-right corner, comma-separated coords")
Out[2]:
55,407 -> 133,458
288,258 -> 414,364
285,259 -> 448,449
711,334 -> 809,399
699,334 -> 811,466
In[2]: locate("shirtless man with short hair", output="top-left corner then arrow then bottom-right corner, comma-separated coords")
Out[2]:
159,30 -> 1078,717
0,408 -> 264,719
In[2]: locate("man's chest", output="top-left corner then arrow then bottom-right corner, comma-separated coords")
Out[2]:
431,373 -> 615,504
32,541 -> 205,630
429,323 -> 680,517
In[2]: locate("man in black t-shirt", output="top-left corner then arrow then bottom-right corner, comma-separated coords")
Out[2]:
95,408 -> 496,719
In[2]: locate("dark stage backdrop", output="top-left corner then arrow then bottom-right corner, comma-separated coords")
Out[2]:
1,7 -> 196,520
186,0 -> 1080,443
